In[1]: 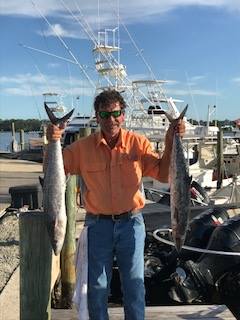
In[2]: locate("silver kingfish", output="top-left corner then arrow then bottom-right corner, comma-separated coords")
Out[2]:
43,103 -> 74,255
165,105 -> 192,252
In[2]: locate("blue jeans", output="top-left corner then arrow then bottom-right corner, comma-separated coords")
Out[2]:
85,212 -> 146,320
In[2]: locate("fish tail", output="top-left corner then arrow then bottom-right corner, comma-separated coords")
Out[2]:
179,104 -> 188,119
44,102 -> 74,126
39,176 -> 44,188
175,237 -> 183,253
164,104 -> 188,123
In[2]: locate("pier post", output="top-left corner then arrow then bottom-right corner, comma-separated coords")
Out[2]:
11,122 -> 18,152
61,175 -> 77,308
74,132 -> 80,141
91,127 -> 97,134
42,124 -> 48,145
19,211 -> 52,320
217,126 -> 224,189
79,127 -> 91,138
20,129 -> 25,151
11,122 -> 15,140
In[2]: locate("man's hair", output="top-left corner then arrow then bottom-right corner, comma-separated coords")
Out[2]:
94,89 -> 127,112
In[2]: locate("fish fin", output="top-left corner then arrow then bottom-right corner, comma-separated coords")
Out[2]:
39,176 -> 44,188
175,237 -> 183,253
44,102 -> 74,126
188,175 -> 193,185
179,104 -> 188,119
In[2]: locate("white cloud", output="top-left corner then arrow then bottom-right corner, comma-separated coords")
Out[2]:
188,75 -> 207,83
0,72 -> 216,100
0,74 -> 45,84
0,0 -> 60,17
231,77 -> 240,84
2,1 -> 240,27
2,0 -> 239,45
47,62 -> 61,68
185,75 -> 208,86
164,80 -> 180,86
4,87 -> 33,96
166,88 -> 218,96
0,73 -> 95,97
40,23 -> 84,39
42,24 -> 67,37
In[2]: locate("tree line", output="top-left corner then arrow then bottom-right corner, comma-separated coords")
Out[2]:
0,118 -> 237,132
0,119 -> 48,132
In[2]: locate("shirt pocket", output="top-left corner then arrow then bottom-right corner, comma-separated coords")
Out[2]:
121,156 -> 142,187
83,162 -> 107,190
85,162 -> 106,173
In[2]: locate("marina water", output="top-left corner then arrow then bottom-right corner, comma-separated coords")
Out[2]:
0,131 -> 40,152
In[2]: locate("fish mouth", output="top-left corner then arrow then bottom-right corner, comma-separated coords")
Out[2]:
174,236 -> 185,253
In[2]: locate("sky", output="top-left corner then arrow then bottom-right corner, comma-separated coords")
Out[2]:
1,0 -> 240,121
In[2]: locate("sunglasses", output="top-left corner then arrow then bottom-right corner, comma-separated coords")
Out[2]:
98,109 -> 124,119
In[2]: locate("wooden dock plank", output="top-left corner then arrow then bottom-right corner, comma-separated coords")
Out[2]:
51,305 -> 235,320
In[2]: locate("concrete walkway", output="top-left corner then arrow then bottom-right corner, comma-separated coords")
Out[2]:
0,159 -> 42,320
0,159 -> 43,212
0,267 -> 19,320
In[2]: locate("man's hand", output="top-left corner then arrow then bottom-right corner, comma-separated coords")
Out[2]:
47,123 -> 66,142
175,119 -> 186,137
166,118 -> 186,142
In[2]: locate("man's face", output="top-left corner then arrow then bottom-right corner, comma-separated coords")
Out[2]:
96,101 -> 125,139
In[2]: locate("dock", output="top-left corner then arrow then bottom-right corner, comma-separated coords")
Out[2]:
0,159 -> 238,320
51,305 -> 234,319
0,158 -> 43,213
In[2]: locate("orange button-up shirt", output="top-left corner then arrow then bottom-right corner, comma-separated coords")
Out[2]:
63,128 -> 168,215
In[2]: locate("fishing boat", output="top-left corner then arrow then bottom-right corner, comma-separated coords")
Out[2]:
24,0 -> 240,210
39,9 -> 238,208
59,24 -> 220,151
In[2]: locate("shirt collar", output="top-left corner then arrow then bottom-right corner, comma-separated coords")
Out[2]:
96,128 -> 126,148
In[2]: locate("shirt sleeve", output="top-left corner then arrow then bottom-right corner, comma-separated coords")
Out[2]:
141,136 -> 171,183
141,137 -> 160,177
63,141 -> 81,175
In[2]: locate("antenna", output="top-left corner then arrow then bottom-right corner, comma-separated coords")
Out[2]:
98,0 -> 100,39
19,43 -> 77,65
31,0 -> 96,89
117,0 -> 120,68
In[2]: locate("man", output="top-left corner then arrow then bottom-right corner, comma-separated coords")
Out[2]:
48,89 -> 185,320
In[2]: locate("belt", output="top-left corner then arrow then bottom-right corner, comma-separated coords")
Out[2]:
87,211 -> 139,221
99,212 -> 131,221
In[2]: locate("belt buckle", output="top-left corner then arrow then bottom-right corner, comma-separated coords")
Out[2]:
112,212 -> 130,221
112,214 -> 118,221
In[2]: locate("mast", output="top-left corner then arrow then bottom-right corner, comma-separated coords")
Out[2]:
206,105 -> 217,136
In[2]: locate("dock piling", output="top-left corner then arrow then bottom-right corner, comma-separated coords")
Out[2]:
19,210 -> 52,320
217,126 -> 224,189
79,127 -> 91,138
61,175 -> 77,308
20,129 -> 25,151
